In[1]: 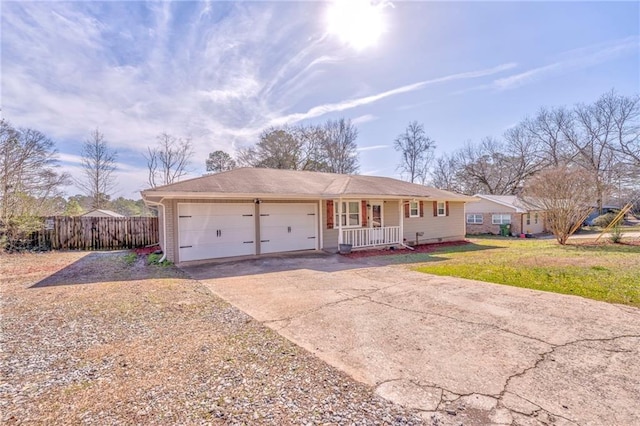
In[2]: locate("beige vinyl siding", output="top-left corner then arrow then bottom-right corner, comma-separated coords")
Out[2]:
383,200 -> 400,226
403,202 -> 466,244
321,200 -> 339,250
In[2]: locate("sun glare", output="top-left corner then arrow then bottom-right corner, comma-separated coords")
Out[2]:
326,0 -> 387,51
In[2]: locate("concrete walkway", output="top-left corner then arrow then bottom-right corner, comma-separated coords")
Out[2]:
183,254 -> 640,425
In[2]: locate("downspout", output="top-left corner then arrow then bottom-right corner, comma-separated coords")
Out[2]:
158,201 -> 167,263
398,200 -> 414,250
146,198 -> 167,263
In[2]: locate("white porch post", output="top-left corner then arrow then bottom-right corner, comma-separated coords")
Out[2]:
318,200 -> 323,250
337,198 -> 343,244
399,199 -> 404,244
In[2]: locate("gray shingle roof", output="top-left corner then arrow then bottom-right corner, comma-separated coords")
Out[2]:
142,168 -> 474,201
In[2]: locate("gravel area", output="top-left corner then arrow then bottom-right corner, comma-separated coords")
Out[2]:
1,251 -> 425,425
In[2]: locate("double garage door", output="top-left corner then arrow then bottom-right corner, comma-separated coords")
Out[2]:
178,203 -> 317,262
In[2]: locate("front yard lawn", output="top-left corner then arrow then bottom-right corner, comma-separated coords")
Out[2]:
414,237 -> 640,307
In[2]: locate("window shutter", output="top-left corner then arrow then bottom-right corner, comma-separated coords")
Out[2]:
446,201 -> 450,216
361,200 -> 367,227
404,202 -> 410,218
419,201 -> 424,217
433,201 -> 437,217
327,200 -> 334,229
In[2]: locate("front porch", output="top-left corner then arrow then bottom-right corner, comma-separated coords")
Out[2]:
341,226 -> 402,249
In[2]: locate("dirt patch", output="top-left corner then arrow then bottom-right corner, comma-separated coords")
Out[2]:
1,251 -> 423,425
133,244 -> 162,255
343,240 -> 470,259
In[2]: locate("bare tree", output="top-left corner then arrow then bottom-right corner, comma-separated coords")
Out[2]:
522,107 -> 574,166
430,153 -> 461,192
604,92 -> 640,166
0,120 -> 70,248
564,94 -> 620,213
206,150 -> 236,173
144,133 -> 194,188
394,121 -> 435,184
77,128 -> 117,209
523,165 -> 595,245
321,118 -> 359,174
237,125 -> 325,171
237,120 -> 360,174
237,127 -> 305,170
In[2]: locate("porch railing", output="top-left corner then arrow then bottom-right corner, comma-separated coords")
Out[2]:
341,226 -> 401,249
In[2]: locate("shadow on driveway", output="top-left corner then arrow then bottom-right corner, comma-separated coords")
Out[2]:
31,251 -> 182,288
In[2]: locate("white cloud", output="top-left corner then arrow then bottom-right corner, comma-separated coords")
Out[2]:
270,63 -> 516,126
493,36 -> 639,90
357,144 -> 388,152
352,114 -> 378,125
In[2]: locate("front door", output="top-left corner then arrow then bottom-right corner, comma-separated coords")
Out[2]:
370,201 -> 383,243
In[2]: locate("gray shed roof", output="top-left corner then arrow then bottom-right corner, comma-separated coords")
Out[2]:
141,168 -> 475,201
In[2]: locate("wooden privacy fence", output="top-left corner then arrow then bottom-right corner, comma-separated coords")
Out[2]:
30,216 -> 159,251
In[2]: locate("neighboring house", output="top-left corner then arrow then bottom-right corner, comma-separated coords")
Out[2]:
141,168 -> 476,263
80,209 -> 125,218
465,194 -> 546,236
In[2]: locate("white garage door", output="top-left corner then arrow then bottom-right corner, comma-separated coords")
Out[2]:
259,203 -> 317,254
178,203 -> 255,262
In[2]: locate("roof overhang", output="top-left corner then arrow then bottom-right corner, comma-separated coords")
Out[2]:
141,191 -> 477,203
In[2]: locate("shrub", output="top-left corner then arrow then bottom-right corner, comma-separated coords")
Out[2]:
592,212 -> 621,228
610,226 -> 624,244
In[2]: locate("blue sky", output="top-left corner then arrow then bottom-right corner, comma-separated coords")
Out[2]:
2,1 -> 639,198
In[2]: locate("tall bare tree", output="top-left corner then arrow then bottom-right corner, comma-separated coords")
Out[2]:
523,165 -> 595,245
430,153 -> 461,192
206,150 -> 236,173
454,136 -> 542,195
321,118 -> 359,174
601,91 -> 640,170
394,121 -> 435,184
0,120 -> 70,248
144,133 -> 194,188
522,107 -> 575,167
77,128 -> 117,209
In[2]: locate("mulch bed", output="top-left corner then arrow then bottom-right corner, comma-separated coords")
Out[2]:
344,240 -> 470,259
133,245 -> 161,255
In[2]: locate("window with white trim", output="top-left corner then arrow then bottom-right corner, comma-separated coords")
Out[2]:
437,201 -> 446,216
335,200 -> 361,227
466,214 -> 483,224
409,201 -> 419,217
492,214 -> 511,225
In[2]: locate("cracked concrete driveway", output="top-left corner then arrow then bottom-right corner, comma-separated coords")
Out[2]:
183,254 -> 640,425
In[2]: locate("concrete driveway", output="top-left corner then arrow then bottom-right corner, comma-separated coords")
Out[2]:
183,254 -> 640,425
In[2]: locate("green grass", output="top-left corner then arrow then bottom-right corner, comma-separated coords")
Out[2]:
411,238 -> 640,307
122,252 -> 138,266
147,252 -> 172,266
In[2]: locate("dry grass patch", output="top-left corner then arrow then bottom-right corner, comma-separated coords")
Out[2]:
1,251 -> 422,425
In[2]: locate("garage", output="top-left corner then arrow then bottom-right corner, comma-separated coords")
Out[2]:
177,203 -> 255,262
259,203 -> 317,254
